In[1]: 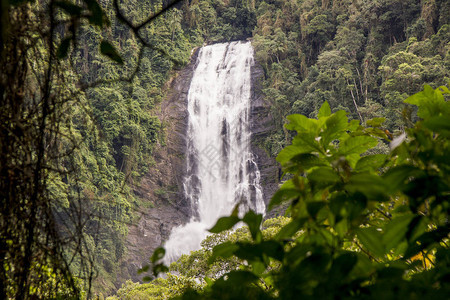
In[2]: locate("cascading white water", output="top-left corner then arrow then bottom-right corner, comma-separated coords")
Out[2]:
164,41 -> 265,263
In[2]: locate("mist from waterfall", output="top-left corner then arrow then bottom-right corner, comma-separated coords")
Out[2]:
163,41 -> 265,263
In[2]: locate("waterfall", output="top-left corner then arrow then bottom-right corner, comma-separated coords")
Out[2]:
164,41 -> 265,263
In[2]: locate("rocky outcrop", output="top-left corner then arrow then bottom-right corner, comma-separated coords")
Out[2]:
250,62 -> 280,209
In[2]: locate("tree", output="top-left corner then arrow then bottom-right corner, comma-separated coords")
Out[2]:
0,0 -> 184,298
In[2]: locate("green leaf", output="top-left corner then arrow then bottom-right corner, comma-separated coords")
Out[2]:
382,214 -> 415,251
100,40 -> 123,64
330,192 -> 367,223
405,216 -> 427,242
355,154 -> 387,171
318,101 -> 331,118
339,136 -> 378,156
285,114 -> 318,133
275,218 -> 307,241
284,153 -> 326,173
208,216 -> 240,233
242,211 -> 263,242
382,166 -> 424,194
268,180 -> 299,210
209,242 -> 239,264
276,144 -> 315,165
307,201 -> 326,219
423,115 -> 450,136
346,173 -> 388,200
251,261 -> 266,275
54,1 -> 83,16
404,85 -> 449,119
307,167 -> 340,188
56,37 -> 72,59
328,252 -> 357,283
321,110 -> 348,146
356,227 -> 385,257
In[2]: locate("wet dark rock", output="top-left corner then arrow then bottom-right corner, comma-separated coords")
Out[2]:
250,61 -> 280,208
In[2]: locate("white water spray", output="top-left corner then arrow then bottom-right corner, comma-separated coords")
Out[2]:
164,41 -> 265,263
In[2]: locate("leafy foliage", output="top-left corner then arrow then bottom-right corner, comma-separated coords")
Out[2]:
137,85 -> 450,299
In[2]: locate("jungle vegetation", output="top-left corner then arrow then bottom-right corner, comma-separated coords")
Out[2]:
1,0 -> 449,298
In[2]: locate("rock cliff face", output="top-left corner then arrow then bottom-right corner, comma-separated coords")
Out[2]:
249,63 -> 280,209
116,44 -> 278,289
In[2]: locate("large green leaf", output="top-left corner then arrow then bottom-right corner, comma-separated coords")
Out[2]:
382,166 -> 424,194
339,136 -> 378,156
355,154 -> 387,171
277,144 -> 315,165
404,85 -> 449,119
284,153 -> 326,172
318,101 -> 331,118
356,227 -> 385,258
382,214 -> 415,251
286,114 -> 318,133
423,115 -> 450,136
346,173 -> 388,200
328,252 -> 358,283
269,180 -> 300,209
242,211 -> 263,242
209,216 -> 240,233
307,167 -> 340,186
321,110 -> 348,146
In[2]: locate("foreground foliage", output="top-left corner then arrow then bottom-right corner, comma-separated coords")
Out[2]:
131,85 -> 450,299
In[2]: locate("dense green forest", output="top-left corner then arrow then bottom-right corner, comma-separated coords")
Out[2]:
1,0 -> 449,299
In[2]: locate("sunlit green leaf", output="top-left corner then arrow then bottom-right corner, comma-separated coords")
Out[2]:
321,110 -> 348,146
339,136 -> 378,155
286,114 -> 318,133
318,101 -> 331,118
